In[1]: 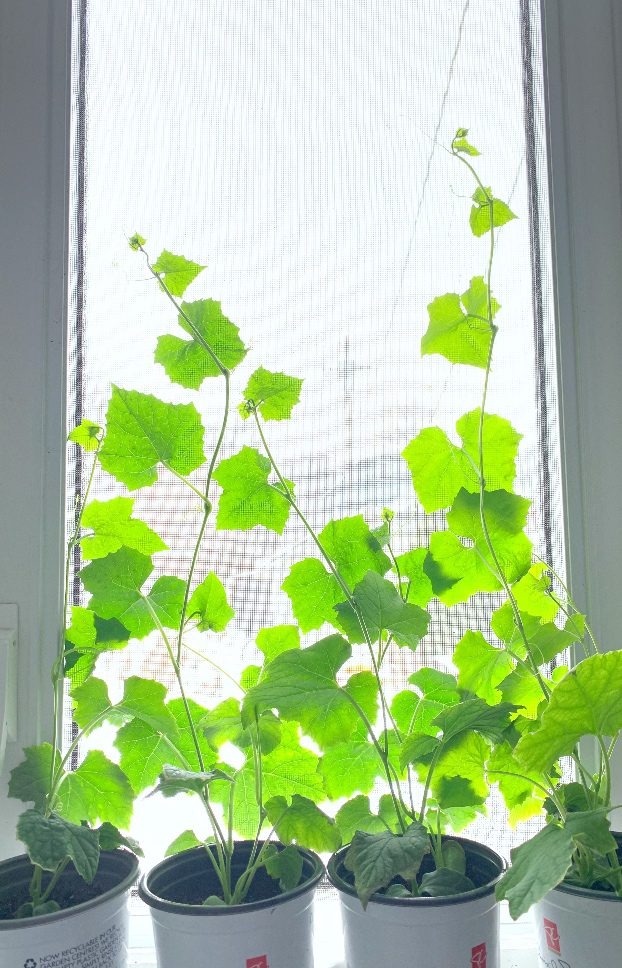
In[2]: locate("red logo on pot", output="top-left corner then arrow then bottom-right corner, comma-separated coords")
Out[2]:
471,943 -> 486,968
246,958 -> 269,968
544,918 -> 561,954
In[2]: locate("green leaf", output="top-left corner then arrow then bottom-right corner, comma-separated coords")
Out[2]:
402,428 -> 473,513
99,387 -> 206,490
81,548 -> 185,638
96,822 -> 142,856
56,751 -> 134,828
564,810 -> 617,856
394,549 -> 434,607
432,734 -> 491,807
187,573 -> 234,632
242,634 -> 358,748
433,699 -> 517,745
152,249 -> 204,297
487,742 -> 547,826
496,823 -> 573,919
155,299 -> 247,389
68,419 -> 101,451
71,677 -> 111,730
470,188 -> 517,237
152,764 -> 233,798
511,564 -> 558,621
211,726 -> 325,838
240,665 -> 261,690
409,668 -> 460,704
453,630 -> 514,704
319,739 -> 382,798
281,559 -> 346,632
165,830 -> 203,857
335,571 -> 430,650
214,447 -> 293,534
456,409 -> 522,493
345,671 -> 379,724
128,232 -> 146,251
80,498 -> 166,560
516,652 -> 622,772
452,135 -> 480,157
421,278 -> 499,368
420,868 -> 475,897
318,516 -> 391,586
264,844 -> 304,893
65,608 -> 131,685
344,823 -> 430,908
266,795 -> 341,853
17,809 -> 100,883
114,677 -> 179,736
257,625 -> 300,662
8,745 -> 59,808
425,531 -> 501,604
441,839 -> 467,874
335,796 -> 393,842
240,368 -> 303,421
399,733 -> 440,772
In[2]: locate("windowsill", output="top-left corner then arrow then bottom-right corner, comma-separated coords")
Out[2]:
127,892 -> 538,968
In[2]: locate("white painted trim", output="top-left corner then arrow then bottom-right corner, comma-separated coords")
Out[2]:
0,0 -> 72,856
541,0 -> 622,794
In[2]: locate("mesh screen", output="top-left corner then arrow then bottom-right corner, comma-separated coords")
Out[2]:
66,0 -> 564,869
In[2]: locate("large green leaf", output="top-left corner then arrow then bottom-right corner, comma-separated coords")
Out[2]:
433,699 -> 516,745
113,677 -> 179,736
425,531 -> 501,604
470,188 -> 517,238
17,809 -> 100,883
487,742 -> 547,826
81,547 -> 185,638
155,299 -> 247,388
420,868 -> 475,896
319,739 -> 382,798
456,409 -> 521,493
256,625 -> 300,662
55,751 -> 134,828
318,516 -> 390,587
335,796 -> 397,842
511,563 -> 559,622
242,634 -> 358,747
187,573 -> 234,632
335,571 -> 429,650
421,278 -> 498,369
453,630 -> 514,704
402,428 -> 472,513
265,795 -> 341,853
344,823 -> 430,908
212,726 -> 325,837
152,249 -> 204,296
8,745 -> 59,809
80,498 -> 166,560
431,734 -> 490,808
214,447 -> 293,533
240,368 -> 303,421
281,558 -> 346,632
99,387 -> 206,490
165,830 -> 203,857
65,612 -> 130,684
496,823 -> 573,919
516,652 -> 622,772
199,698 -> 281,756
71,677 -> 112,730
394,549 -> 434,607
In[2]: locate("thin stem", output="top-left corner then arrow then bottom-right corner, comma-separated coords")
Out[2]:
167,466 -> 210,504
39,859 -> 70,904
181,639 -> 245,693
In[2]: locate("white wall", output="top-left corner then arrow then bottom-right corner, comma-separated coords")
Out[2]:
0,0 -> 71,854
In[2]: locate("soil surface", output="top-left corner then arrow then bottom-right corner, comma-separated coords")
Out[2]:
0,865 -> 115,921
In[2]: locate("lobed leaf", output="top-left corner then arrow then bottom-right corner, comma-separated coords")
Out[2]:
240,367 -> 303,421
214,447 -> 293,533
266,794 -> 341,853
156,299 -> 247,388
152,250 -> 204,297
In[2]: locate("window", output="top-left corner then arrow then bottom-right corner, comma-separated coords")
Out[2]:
66,0 -> 561,868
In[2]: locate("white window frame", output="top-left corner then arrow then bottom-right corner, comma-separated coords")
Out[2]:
0,2 -> 621,958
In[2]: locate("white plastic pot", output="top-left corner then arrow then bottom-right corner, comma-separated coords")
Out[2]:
534,845 -> 622,968
0,849 -> 139,968
139,841 -> 324,968
327,835 -> 506,968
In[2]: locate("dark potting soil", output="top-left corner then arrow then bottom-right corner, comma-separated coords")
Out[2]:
0,866 -> 110,921
161,862 -> 284,906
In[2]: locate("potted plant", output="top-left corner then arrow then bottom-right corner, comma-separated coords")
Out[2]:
235,131 -> 525,968
49,238 -> 331,968
1,426 -> 141,965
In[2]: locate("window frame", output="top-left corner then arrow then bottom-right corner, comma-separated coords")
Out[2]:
0,0 -> 620,866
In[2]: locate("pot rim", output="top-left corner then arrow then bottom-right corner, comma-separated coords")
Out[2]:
0,849 -> 139,930
139,841 -> 324,916
327,834 -> 506,908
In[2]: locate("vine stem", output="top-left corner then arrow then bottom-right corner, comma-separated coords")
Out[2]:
250,408 -> 410,828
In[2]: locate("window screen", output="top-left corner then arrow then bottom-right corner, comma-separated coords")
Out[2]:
66,0 -> 563,870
